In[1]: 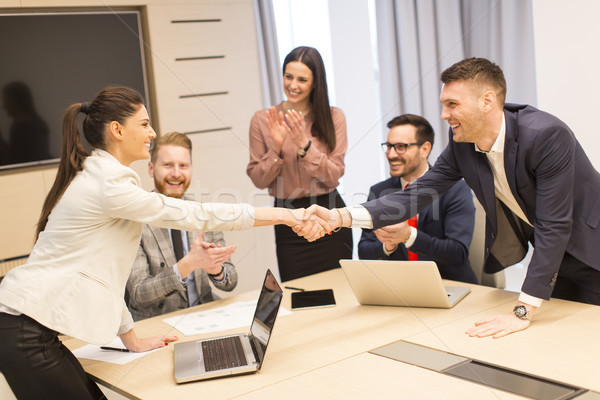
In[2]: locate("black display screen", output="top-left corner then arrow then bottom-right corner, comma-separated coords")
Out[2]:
250,270 -> 283,364
291,289 -> 336,310
0,11 -> 149,170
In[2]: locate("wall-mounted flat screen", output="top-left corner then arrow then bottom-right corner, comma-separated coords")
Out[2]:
0,11 -> 149,170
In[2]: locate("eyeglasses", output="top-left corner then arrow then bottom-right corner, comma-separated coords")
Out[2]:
381,142 -> 421,154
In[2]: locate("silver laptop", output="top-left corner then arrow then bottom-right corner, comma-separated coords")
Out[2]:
174,269 -> 283,383
339,260 -> 470,308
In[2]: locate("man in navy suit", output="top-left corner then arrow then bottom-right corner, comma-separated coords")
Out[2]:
358,114 -> 477,284
306,57 -> 600,338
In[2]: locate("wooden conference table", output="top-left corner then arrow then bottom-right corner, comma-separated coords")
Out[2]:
64,268 -> 600,399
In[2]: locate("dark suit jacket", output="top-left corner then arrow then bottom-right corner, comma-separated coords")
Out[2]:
363,104 -> 600,300
358,177 -> 477,284
126,227 -> 237,321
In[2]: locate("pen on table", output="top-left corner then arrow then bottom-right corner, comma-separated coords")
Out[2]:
284,286 -> 305,291
100,346 -> 130,353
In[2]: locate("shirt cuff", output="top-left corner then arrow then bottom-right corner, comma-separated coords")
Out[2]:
382,242 -> 396,256
518,292 -> 543,308
268,147 -> 284,163
345,205 -> 373,229
173,263 -> 194,285
404,227 -> 418,249
173,263 -> 185,283
118,302 -> 135,336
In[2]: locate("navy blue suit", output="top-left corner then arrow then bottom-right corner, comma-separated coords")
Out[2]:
363,104 -> 600,301
358,177 -> 477,284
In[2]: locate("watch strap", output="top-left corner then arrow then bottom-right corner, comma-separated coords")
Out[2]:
298,139 -> 311,157
208,265 -> 225,279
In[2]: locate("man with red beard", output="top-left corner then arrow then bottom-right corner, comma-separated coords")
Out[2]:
358,114 -> 477,284
126,132 -> 238,321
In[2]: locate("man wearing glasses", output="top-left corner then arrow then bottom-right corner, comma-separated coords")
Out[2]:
358,114 -> 478,284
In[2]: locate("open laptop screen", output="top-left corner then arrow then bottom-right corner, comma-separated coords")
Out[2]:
249,270 -> 283,365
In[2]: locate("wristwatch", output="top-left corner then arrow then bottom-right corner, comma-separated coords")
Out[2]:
297,140 -> 311,157
513,305 -> 532,320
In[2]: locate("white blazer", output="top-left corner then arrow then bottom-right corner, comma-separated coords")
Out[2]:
0,149 -> 254,344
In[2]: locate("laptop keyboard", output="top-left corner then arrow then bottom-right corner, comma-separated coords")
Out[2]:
202,336 -> 249,372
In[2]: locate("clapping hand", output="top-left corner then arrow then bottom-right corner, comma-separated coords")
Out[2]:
267,107 -> 287,153
266,108 -> 309,152
284,110 -> 309,149
192,233 -> 236,275
177,233 -> 236,279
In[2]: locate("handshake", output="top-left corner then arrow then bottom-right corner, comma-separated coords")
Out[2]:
282,205 -> 351,242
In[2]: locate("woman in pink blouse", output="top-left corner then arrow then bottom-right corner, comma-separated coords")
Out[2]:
247,46 -> 352,281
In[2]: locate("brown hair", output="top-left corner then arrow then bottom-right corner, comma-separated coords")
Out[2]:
283,46 -> 336,152
441,57 -> 507,106
150,131 -> 192,163
35,86 -> 144,238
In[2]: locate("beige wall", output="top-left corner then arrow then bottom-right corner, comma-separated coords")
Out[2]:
497,0 -> 600,293
532,0 -> 600,170
0,0 -> 277,294
0,166 -> 56,264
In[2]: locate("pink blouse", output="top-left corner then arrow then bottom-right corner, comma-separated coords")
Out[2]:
246,102 -> 348,199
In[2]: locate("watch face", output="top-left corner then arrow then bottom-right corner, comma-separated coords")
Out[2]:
515,307 -> 524,317
514,305 -> 528,318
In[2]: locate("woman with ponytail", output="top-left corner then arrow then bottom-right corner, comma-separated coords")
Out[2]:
0,86 -> 327,399
247,46 -> 352,282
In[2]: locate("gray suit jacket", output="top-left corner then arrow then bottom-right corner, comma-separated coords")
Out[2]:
363,104 -> 600,300
126,226 -> 237,321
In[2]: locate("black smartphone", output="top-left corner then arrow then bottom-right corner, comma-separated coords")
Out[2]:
291,289 -> 336,310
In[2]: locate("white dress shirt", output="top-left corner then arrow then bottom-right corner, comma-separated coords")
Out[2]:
476,116 -> 531,226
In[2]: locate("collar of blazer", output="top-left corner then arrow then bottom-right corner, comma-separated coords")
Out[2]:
146,192 -> 198,265
472,104 -> 527,229
502,105 -> 528,218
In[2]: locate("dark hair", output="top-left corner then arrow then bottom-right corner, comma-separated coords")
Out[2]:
35,86 -> 144,238
387,114 -> 434,147
283,46 -> 336,152
151,131 -> 192,163
441,57 -> 507,106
